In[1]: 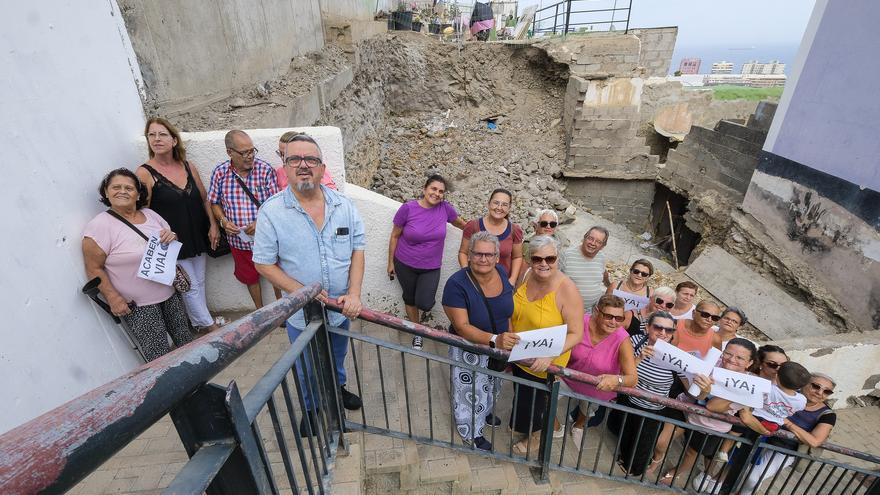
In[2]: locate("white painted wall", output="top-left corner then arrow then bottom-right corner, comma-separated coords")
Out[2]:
0,2 -> 147,433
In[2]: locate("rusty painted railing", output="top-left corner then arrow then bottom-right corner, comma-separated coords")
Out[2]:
0,283 -> 321,494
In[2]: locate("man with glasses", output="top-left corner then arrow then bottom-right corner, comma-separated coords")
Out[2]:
209,130 -> 279,308
253,132 -> 365,436
561,226 -> 610,314
274,130 -> 336,190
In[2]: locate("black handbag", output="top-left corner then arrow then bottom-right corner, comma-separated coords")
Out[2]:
464,269 -> 507,372
106,209 -> 191,293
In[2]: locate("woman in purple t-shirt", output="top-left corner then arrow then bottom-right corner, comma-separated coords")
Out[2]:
388,175 -> 467,348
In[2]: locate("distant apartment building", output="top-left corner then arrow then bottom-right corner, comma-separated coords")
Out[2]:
711,61 -> 734,74
741,60 -> 786,75
703,74 -> 786,87
678,57 -> 701,74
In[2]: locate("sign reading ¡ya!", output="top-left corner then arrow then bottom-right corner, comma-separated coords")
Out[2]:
709,367 -> 772,409
648,339 -> 715,377
611,289 -> 650,311
508,324 -> 567,362
137,235 -> 183,286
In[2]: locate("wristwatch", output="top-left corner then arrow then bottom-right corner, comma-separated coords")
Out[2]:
489,335 -> 498,349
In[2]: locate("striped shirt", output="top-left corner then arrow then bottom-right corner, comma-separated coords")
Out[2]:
628,334 -> 675,410
561,246 -> 605,312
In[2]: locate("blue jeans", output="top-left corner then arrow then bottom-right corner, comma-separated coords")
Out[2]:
287,319 -> 350,410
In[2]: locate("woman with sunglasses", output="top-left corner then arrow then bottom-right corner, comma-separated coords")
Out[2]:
560,294 -> 638,449
754,344 -> 788,384
388,175 -> 468,349
459,188 -> 524,286
509,235 -> 583,456
610,310 -> 678,476
739,373 -> 838,494
671,300 -> 723,359
606,259 -> 654,311
135,117 -> 220,333
621,286 -> 676,337
522,209 -> 566,264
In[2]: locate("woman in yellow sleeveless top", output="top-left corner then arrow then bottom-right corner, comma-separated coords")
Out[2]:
510,236 -> 584,456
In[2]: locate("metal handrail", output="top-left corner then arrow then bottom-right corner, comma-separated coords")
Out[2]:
533,0 -> 632,35
0,283 -> 321,494
325,299 -> 880,466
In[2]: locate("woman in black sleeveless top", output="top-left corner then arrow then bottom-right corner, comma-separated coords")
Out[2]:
136,117 -> 220,333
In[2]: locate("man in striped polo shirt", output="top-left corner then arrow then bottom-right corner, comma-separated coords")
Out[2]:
561,226 -> 610,314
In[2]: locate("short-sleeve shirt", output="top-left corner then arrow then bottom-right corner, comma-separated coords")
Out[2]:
82,209 -> 175,306
393,200 -> 458,269
462,218 -> 523,274
441,266 -> 514,334
252,185 -> 365,328
753,386 -> 807,425
208,159 -> 279,250
561,246 -> 606,312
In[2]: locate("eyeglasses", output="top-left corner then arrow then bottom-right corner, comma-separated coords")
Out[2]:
470,251 -> 496,260
530,255 -> 558,265
147,131 -> 171,140
490,200 -> 510,208
275,149 -> 284,158
538,221 -> 558,228
230,147 -> 257,157
722,351 -> 749,363
697,310 -> 722,322
809,382 -> 834,396
631,268 -> 651,277
654,297 -> 675,309
650,323 -> 675,333
720,316 -> 742,325
284,155 -> 323,168
763,361 -> 782,370
597,309 -> 625,323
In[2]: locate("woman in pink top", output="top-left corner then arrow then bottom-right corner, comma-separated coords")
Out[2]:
82,169 -> 194,362
560,294 -> 637,448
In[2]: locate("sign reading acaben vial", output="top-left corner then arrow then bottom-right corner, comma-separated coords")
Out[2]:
137,235 -> 183,286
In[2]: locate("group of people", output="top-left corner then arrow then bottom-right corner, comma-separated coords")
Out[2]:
384,178 -> 837,492
82,120 -> 838,491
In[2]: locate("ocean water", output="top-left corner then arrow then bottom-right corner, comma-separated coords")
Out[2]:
670,44 -> 801,75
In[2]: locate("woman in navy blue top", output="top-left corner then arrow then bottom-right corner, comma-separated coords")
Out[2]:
442,231 -> 518,451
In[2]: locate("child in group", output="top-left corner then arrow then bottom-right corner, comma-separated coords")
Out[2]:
659,338 -> 758,488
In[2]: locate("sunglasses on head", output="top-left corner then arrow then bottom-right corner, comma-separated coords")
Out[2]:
538,221 -> 558,228
763,361 -> 782,370
697,310 -> 722,322
598,309 -> 625,323
530,255 -> 558,265
631,268 -> 651,277
809,382 -> 834,396
654,297 -> 675,309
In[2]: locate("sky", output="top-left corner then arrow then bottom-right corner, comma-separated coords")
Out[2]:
515,0 -> 817,73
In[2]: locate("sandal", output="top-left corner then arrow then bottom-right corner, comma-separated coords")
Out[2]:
659,472 -> 676,486
615,459 -> 632,476
512,440 -> 530,456
645,456 -> 663,476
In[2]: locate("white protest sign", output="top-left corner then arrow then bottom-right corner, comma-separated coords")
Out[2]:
508,325 -> 567,362
648,339 -> 714,377
687,347 -> 723,396
709,367 -> 771,409
137,236 -> 183,286
612,289 -> 650,311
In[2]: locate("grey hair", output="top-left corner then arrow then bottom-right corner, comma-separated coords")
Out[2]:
279,131 -> 323,159
653,286 -> 676,301
584,225 -> 610,246
722,306 -> 748,326
534,208 -> 559,223
811,372 -> 837,388
224,129 -> 249,149
469,231 -> 500,255
529,235 -> 559,256
647,310 -> 675,327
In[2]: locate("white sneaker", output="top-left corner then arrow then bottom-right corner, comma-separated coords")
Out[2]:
692,471 -> 718,493
570,426 -> 584,448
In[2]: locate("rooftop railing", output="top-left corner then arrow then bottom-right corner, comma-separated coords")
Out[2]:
533,0 -> 632,36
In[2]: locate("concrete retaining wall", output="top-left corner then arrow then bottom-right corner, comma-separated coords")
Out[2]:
564,178 -> 655,231
628,27 -> 677,77
120,0 -> 324,115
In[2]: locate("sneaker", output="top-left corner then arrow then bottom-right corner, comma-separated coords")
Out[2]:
472,436 -> 493,451
299,411 -> 319,437
485,413 -> 502,427
412,336 -> 423,349
692,471 -> 718,493
570,426 -> 584,448
340,385 -> 362,410
714,450 -> 729,463
214,316 -> 227,326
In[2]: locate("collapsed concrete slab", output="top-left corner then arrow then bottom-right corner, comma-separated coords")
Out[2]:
686,245 -> 829,340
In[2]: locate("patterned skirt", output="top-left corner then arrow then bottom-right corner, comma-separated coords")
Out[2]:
449,346 -> 496,442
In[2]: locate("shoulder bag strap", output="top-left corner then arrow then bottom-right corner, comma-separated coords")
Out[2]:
232,170 -> 262,208
465,268 -> 498,335
106,209 -> 149,241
